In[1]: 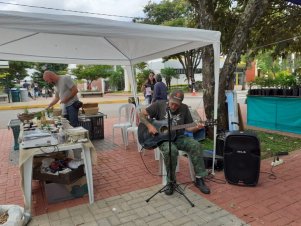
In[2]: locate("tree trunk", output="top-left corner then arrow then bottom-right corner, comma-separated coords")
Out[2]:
87,81 -> 93,90
202,46 -> 215,137
218,0 -> 269,130
190,0 -> 215,137
190,0 -> 270,134
241,72 -> 246,90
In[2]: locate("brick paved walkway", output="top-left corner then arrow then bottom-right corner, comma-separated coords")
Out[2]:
2,116 -> 301,225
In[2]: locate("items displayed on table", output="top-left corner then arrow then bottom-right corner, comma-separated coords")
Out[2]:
65,127 -> 89,143
81,103 -> 99,116
21,129 -> 59,149
33,157 -> 85,184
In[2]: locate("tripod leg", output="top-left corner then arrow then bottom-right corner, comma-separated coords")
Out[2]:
145,185 -> 168,203
174,184 -> 195,207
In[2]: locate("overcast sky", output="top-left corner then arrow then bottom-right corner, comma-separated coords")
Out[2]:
0,0 -> 160,21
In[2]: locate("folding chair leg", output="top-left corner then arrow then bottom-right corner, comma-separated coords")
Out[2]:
121,129 -> 127,149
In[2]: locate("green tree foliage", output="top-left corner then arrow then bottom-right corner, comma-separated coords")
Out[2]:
257,51 -> 281,78
138,0 -> 195,27
137,69 -> 152,92
134,62 -> 148,72
72,65 -> 113,90
188,0 -> 301,131
160,67 -> 180,89
31,63 -> 68,91
136,0 -> 201,82
0,61 -> 32,91
248,1 -> 301,57
108,66 -> 125,91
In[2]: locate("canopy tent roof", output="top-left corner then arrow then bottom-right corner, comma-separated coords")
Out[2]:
0,11 -> 220,65
0,10 -> 221,174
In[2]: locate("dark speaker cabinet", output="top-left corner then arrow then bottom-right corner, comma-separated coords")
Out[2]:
223,131 -> 260,186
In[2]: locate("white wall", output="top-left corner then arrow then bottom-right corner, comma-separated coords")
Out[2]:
147,59 -> 202,85
147,57 -> 225,86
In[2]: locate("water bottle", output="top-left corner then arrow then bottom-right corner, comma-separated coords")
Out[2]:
58,127 -> 65,144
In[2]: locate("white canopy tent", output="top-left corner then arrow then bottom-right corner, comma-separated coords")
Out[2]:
0,10 -> 221,173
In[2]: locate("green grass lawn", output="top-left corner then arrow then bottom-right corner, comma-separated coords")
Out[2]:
201,130 -> 301,159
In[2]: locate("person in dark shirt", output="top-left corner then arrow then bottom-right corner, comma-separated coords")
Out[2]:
139,90 -> 210,196
152,74 -> 167,103
33,83 -> 40,98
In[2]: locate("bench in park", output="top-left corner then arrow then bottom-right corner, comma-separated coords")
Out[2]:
0,94 -> 8,102
80,91 -> 103,98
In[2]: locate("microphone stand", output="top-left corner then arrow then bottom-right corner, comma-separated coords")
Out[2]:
145,106 -> 194,207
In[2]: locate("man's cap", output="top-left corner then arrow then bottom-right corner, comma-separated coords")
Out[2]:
169,90 -> 184,105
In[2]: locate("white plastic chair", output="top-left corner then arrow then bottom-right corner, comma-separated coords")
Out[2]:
155,108 -> 202,184
126,105 -> 143,151
157,148 -> 195,185
112,103 -> 136,147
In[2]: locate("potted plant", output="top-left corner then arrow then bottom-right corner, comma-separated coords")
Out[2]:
283,75 -> 295,96
252,77 -> 265,95
275,71 -> 292,96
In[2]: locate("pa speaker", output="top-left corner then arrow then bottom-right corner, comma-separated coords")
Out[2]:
223,131 -> 260,186
216,132 -> 226,156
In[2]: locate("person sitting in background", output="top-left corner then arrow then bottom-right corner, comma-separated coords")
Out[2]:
152,74 -> 167,103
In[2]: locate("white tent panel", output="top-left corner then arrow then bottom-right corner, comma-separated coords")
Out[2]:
0,28 -> 34,45
0,11 -> 220,66
0,10 -> 221,175
0,33 -> 128,63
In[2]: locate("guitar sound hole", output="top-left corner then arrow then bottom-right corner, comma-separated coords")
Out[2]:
160,126 -> 168,134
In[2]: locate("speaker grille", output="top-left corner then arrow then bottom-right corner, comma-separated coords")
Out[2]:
224,131 -> 260,186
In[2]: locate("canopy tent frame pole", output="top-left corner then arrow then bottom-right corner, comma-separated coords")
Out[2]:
125,65 -> 138,105
211,42 -> 220,175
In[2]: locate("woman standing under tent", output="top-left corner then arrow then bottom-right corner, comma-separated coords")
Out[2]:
141,72 -> 156,105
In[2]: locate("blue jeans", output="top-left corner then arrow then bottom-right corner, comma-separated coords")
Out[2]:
184,128 -> 206,141
65,103 -> 79,127
145,95 -> 152,104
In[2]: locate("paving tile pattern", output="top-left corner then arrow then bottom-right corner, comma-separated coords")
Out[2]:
28,185 -> 246,226
2,116 -> 301,225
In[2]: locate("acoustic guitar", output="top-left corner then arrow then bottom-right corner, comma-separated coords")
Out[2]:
138,119 -> 215,149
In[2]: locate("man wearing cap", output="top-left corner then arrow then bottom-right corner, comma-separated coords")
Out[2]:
139,90 -> 210,195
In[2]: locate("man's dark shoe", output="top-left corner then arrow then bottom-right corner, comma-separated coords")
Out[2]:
195,178 -> 210,194
164,182 -> 174,196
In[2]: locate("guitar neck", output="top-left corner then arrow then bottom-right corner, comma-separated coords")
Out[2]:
171,122 -> 198,131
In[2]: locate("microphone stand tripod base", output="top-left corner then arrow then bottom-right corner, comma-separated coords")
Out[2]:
145,181 -> 195,207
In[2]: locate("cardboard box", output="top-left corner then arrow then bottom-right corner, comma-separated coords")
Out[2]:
43,176 -> 88,203
33,165 -> 85,184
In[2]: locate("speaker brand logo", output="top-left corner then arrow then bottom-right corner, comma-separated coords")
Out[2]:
236,150 -> 247,154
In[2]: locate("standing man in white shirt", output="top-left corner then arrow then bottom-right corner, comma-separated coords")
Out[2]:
43,71 -> 81,127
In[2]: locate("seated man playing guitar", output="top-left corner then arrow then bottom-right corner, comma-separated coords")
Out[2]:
139,90 -> 210,195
